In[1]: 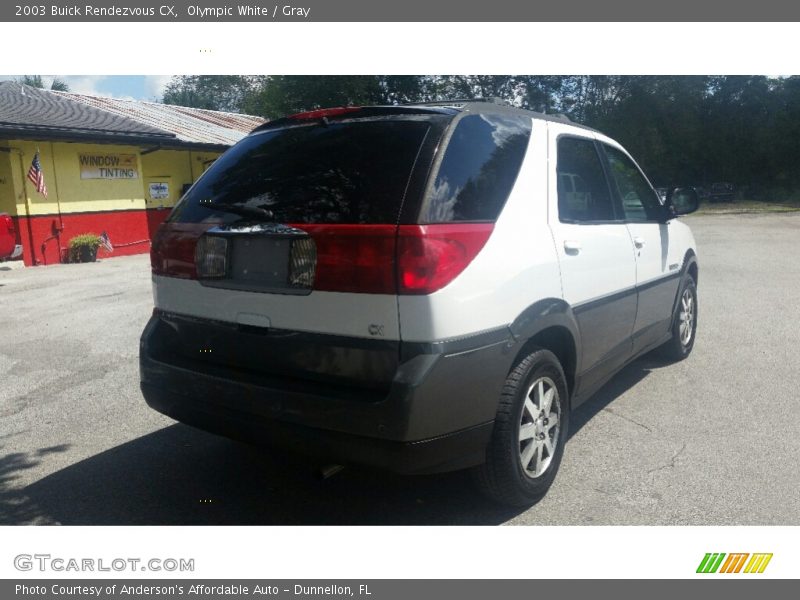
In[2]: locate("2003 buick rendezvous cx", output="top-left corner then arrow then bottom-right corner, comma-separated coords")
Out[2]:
140,100 -> 699,506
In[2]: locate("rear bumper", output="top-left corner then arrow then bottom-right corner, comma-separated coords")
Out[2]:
140,313 -> 515,474
141,379 -> 493,474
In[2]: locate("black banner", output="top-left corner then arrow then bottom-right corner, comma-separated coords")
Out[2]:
3,0 -> 800,22
4,580 -> 798,600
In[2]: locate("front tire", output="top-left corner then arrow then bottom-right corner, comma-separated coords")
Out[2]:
475,349 -> 570,507
659,275 -> 698,361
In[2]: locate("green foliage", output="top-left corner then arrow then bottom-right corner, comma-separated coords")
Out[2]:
162,76 -> 263,112
16,75 -> 70,91
68,234 -> 101,250
160,74 -> 800,197
242,76 -> 388,118
18,75 -> 44,88
49,77 -> 70,92
68,234 -> 101,263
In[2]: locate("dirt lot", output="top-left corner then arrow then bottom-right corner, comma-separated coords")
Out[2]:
1,213 -> 799,525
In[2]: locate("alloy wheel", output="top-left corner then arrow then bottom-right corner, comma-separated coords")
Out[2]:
679,287 -> 695,346
519,376 -> 561,478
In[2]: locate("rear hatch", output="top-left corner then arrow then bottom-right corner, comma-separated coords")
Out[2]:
148,107 -> 453,392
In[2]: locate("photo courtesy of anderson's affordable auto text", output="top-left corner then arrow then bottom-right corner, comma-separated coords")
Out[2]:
1,0 -> 800,595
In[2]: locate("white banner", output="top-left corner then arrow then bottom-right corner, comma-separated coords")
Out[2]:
0,526 -> 797,579
79,154 -> 139,180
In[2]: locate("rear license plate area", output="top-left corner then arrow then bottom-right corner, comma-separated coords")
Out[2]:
201,235 -> 311,295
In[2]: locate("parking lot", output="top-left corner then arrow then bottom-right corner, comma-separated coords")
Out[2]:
1,212 -> 799,525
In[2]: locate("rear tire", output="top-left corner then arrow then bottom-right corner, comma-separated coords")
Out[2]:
475,349 -> 569,507
659,275 -> 698,361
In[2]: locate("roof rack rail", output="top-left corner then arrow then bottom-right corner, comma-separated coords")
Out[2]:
402,97 -> 511,107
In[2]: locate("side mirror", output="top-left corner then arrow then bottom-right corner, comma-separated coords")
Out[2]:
666,187 -> 699,217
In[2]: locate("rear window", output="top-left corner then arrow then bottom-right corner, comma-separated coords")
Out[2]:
169,119 -> 430,225
421,113 -> 532,223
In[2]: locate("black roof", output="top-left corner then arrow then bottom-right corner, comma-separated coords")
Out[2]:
0,81 -> 177,144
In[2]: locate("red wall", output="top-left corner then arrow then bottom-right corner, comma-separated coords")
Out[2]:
13,208 -> 171,266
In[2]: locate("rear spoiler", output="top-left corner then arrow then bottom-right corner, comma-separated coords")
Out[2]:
251,105 -> 459,134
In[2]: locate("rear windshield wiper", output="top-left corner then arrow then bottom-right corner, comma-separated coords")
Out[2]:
201,200 -> 275,221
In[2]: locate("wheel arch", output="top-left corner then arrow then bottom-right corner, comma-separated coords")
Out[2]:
508,298 -> 581,400
683,248 -> 699,285
671,249 -> 699,321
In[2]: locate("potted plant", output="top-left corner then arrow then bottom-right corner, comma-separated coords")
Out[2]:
68,234 -> 101,263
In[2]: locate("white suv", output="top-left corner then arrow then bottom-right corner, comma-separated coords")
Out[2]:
140,101 -> 699,506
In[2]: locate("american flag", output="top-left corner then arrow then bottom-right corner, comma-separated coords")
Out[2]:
27,152 -> 48,198
99,231 -> 113,252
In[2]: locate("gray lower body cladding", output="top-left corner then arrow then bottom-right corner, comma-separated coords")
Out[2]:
139,312 -> 513,474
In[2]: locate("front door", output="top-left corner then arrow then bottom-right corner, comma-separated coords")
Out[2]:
548,126 -> 638,396
600,143 -> 682,354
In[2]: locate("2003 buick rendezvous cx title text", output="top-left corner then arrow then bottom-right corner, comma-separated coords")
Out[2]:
140,99 -> 699,506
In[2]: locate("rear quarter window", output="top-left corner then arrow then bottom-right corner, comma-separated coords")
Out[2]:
420,113 -> 532,223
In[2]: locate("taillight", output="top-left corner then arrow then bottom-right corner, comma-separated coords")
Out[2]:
298,224 -> 398,294
151,221 -> 494,295
288,237 -> 316,288
150,223 -> 213,279
295,223 -> 493,295
397,224 -> 494,294
195,235 -> 228,279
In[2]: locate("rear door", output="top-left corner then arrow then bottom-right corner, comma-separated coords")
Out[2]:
548,125 -> 638,390
600,142 -> 683,353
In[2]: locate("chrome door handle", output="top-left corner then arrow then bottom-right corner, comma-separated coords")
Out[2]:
564,240 -> 582,254
633,237 -> 646,249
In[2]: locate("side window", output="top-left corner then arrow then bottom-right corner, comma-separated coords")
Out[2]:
422,114 -> 532,223
556,137 -> 614,222
603,145 -> 663,221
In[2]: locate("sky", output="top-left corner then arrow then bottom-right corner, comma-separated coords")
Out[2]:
0,75 -> 173,100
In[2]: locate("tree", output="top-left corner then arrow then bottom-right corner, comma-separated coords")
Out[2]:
17,75 -> 70,91
420,76 -> 564,112
162,76 -> 263,112
157,74 -> 800,200
49,77 -> 70,91
243,76 -> 388,118
771,76 -> 800,197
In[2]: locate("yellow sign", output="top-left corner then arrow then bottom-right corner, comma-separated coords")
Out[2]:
79,154 -> 139,179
